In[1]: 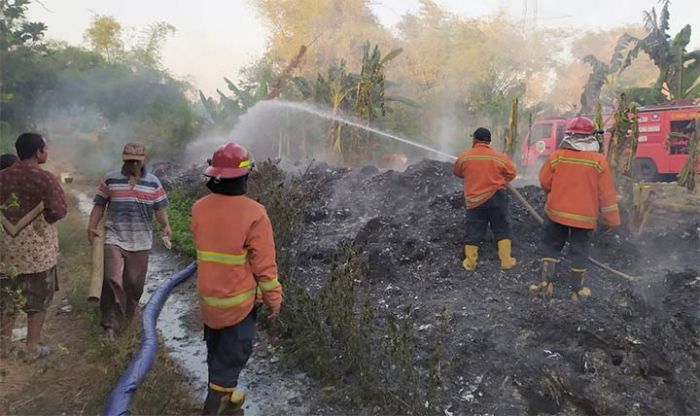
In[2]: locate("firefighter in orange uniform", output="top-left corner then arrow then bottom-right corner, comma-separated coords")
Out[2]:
191,142 -> 283,415
530,117 -> 621,300
453,128 -> 517,270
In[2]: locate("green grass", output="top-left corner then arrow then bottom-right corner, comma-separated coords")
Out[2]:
167,191 -> 196,258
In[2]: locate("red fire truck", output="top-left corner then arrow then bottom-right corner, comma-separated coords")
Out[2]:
520,102 -> 700,181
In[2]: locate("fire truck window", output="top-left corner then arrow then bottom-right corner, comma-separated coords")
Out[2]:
530,123 -> 552,143
669,120 -> 692,154
556,123 -> 565,147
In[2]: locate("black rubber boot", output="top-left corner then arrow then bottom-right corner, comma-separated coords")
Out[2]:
569,268 -> 591,301
202,389 -> 244,416
529,258 -> 557,297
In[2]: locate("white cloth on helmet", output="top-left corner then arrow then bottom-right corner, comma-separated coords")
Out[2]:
559,134 -> 600,152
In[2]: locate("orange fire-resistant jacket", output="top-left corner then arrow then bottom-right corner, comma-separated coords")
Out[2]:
539,149 -> 621,230
453,143 -> 517,208
191,194 -> 282,329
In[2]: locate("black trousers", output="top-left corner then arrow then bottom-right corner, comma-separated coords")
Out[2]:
465,190 -> 514,245
205,308 -> 257,389
541,218 -> 592,269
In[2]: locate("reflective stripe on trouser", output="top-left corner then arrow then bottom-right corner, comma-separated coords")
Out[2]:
464,190 -> 513,245
541,218 -> 592,269
205,308 -> 257,389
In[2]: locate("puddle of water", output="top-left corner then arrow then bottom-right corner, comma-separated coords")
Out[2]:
75,192 -> 94,216
143,253 -> 207,399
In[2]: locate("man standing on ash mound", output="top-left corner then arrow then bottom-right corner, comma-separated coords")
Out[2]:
453,127 -> 517,271
529,116 -> 620,300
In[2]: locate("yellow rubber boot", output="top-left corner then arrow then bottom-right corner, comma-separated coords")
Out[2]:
497,239 -> 517,269
462,245 -> 479,270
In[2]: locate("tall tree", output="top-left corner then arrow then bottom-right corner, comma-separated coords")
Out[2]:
252,0 -> 393,79
132,22 -> 176,68
84,15 -> 123,63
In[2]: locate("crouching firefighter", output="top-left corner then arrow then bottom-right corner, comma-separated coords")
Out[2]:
529,117 -> 620,300
453,128 -> 517,271
192,142 -> 283,415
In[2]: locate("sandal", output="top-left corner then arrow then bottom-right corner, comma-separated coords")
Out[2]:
24,345 -> 56,362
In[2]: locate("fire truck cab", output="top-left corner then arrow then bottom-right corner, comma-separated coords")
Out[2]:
520,102 -> 700,181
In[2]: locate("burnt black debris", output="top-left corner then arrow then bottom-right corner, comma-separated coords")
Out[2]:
170,159 -> 700,415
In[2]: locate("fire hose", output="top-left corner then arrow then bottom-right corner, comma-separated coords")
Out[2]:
103,261 -> 197,416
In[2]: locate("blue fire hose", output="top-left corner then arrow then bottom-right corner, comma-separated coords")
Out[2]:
103,261 -> 197,416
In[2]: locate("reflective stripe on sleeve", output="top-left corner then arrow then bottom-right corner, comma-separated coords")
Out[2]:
600,204 -> 619,213
258,276 -> 280,292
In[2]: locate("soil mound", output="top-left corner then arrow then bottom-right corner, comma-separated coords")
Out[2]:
287,160 -> 700,415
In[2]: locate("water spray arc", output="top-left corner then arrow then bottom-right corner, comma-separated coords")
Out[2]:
265,100 -> 636,281
259,101 -> 457,161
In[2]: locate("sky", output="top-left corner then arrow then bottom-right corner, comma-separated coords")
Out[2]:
27,0 -> 700,95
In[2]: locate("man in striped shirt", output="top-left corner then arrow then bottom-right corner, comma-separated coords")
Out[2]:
87,142 -> 171,338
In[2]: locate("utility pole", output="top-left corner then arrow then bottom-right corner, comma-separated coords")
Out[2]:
521,0 -> 538,36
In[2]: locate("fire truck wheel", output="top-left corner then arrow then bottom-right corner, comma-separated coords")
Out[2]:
632,158 -> 658,182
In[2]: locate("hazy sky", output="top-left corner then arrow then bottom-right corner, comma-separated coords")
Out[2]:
27,0 -> 700,95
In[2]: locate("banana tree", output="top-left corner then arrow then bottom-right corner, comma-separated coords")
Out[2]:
292,42 -> 416,166
619,0 -> 700,100
594,102 -> 605,153
579,33 -> 638,113
676,118 -> 699,191
349,43 -> 406,164
199,46 -> 308,132
607,94 -> 639,177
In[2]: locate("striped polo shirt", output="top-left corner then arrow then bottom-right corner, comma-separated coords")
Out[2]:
94,168 -> 168,251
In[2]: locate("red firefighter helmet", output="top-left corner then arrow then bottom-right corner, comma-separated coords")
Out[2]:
565,116 -> 596,135
204,142 -> 253,178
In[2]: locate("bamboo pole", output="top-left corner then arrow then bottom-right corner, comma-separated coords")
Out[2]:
88,219 -> 105,303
